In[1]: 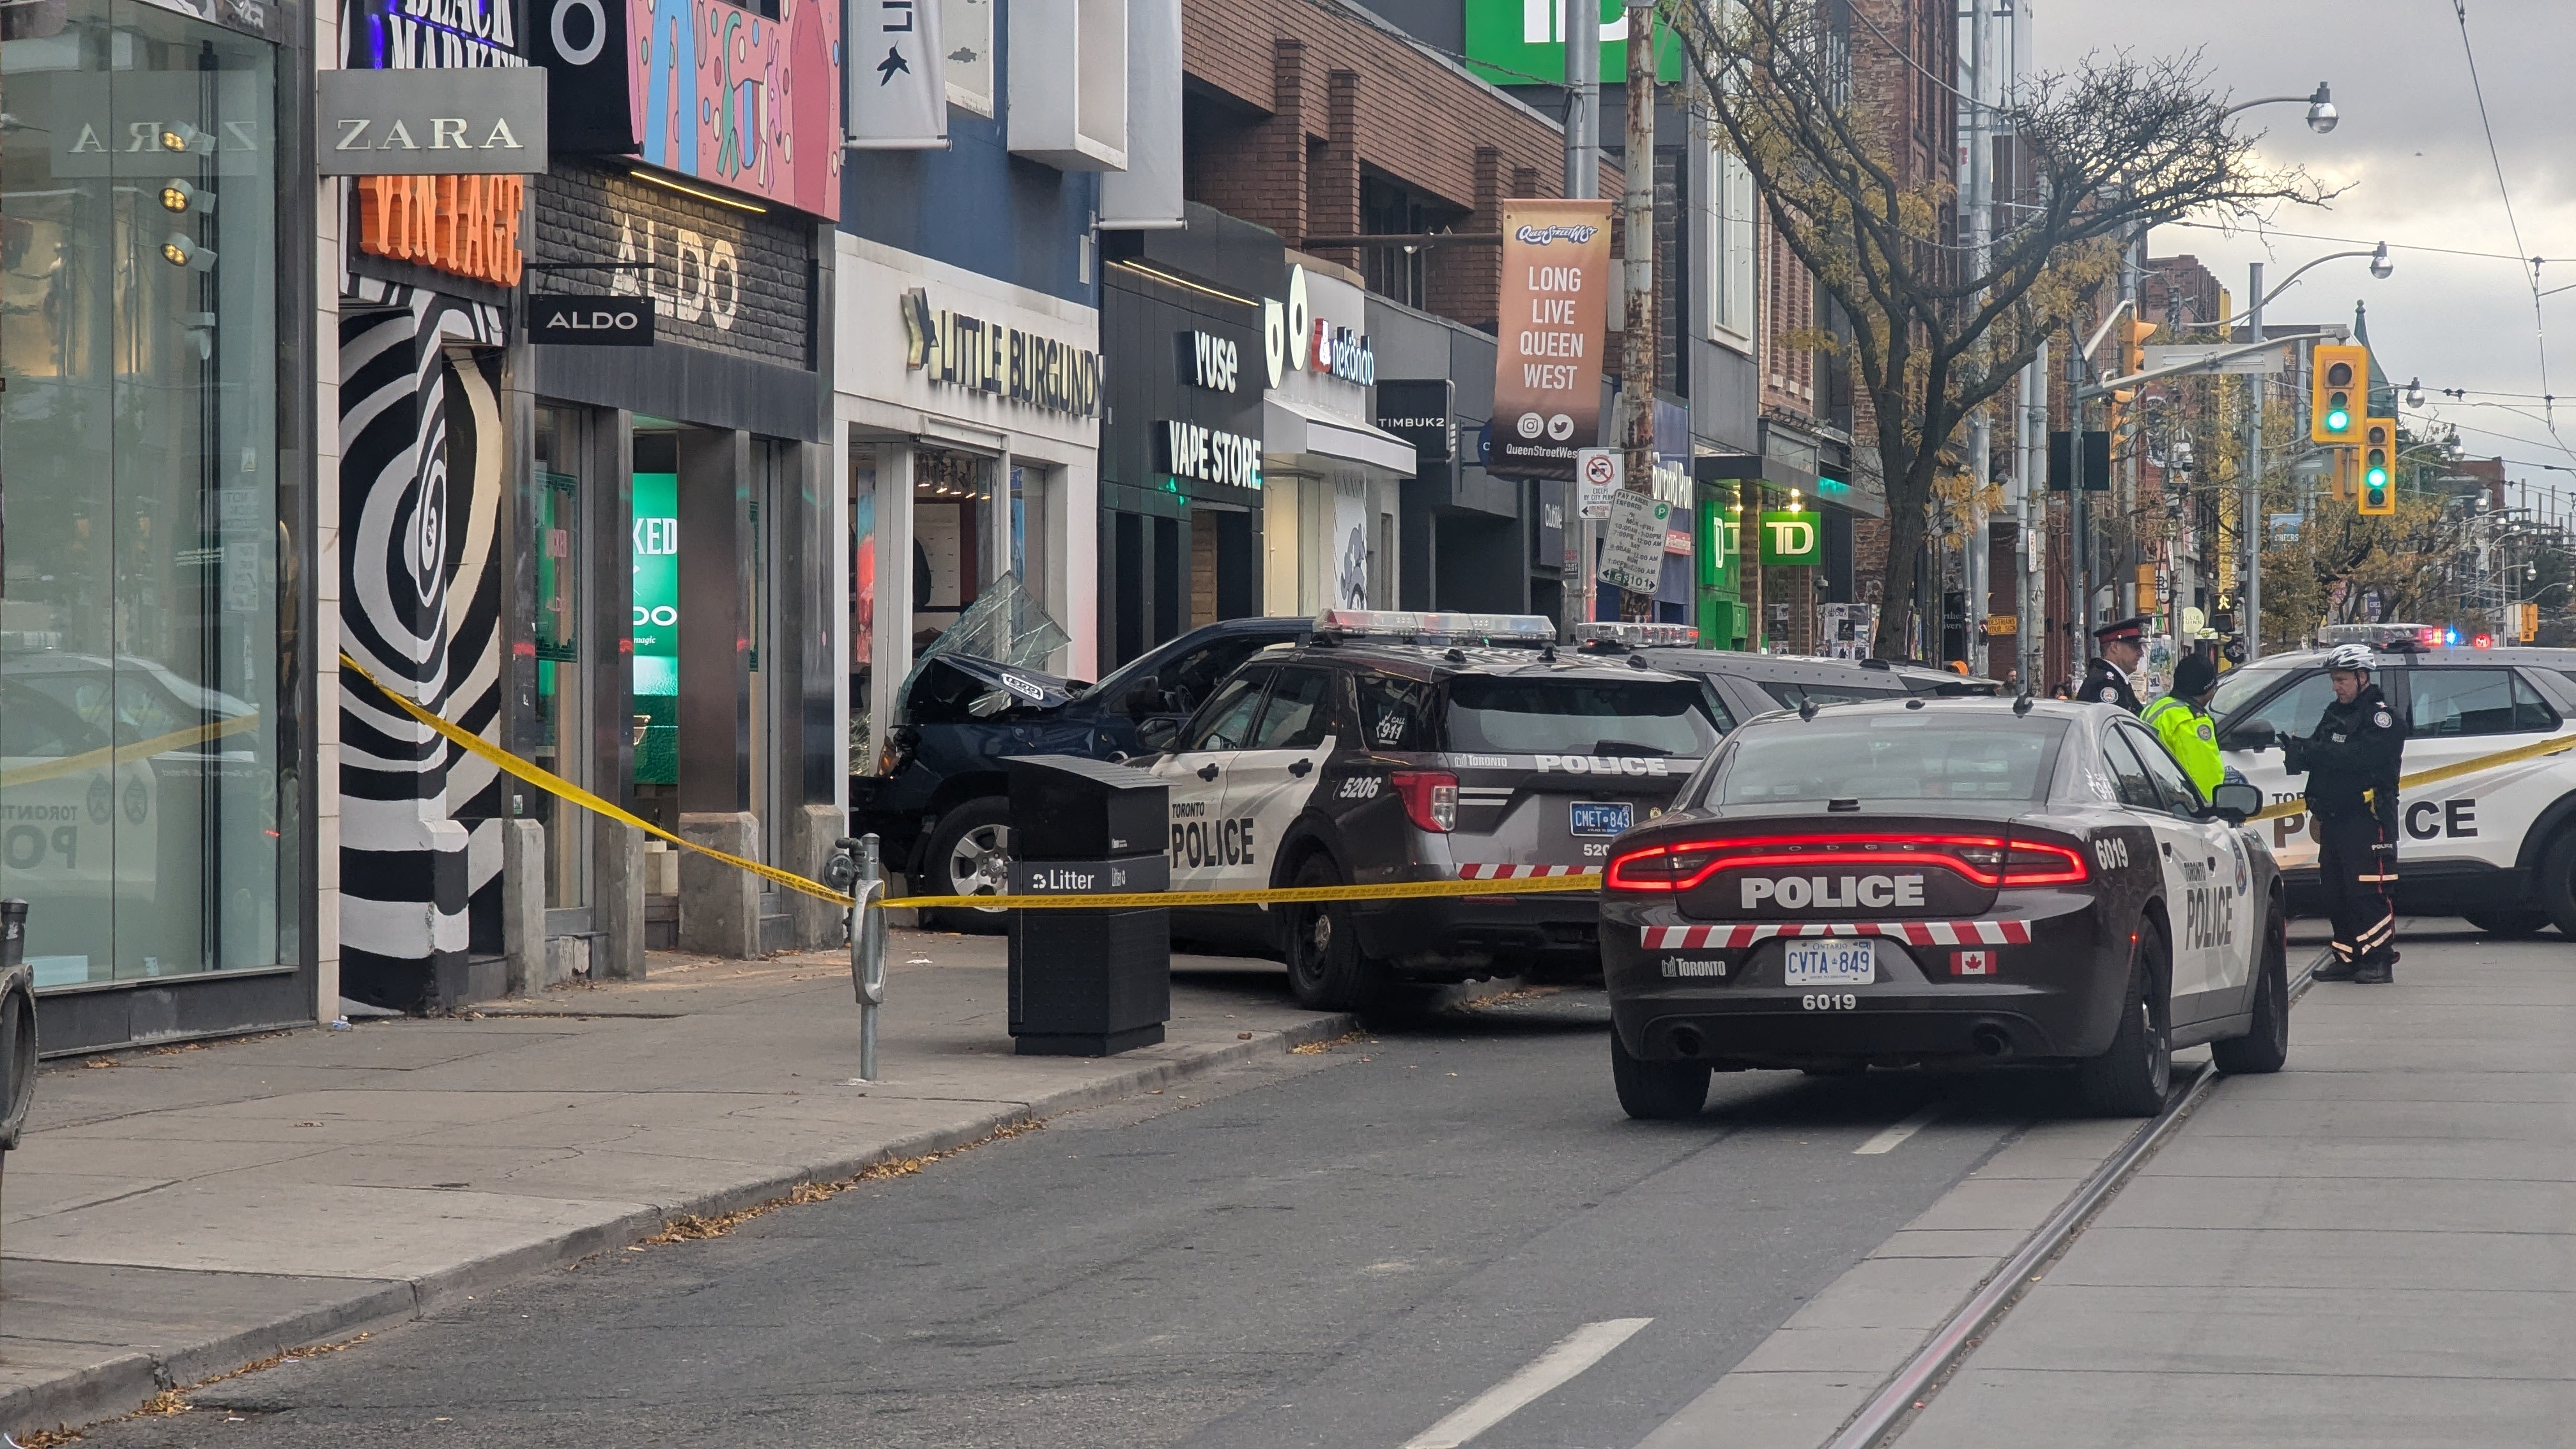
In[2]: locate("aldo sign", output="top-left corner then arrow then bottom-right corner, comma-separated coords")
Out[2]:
530,295 -> 655,346
317,67 -> 548,174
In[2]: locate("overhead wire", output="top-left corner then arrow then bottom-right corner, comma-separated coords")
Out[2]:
2449,0 -> 2563,447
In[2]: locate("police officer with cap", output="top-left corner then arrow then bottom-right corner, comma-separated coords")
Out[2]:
2082,615 -> 2150,714
2285,644 -> 2409,983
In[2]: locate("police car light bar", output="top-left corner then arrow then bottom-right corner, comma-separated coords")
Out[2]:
1571,622 -> 1700,648
1311,610 -> 1559,645
2315,622 -> 2439,652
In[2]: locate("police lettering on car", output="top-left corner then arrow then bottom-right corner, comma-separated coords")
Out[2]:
2204,625 -> 2576,942
1598,696 -> 2288,1122
1139,613 -> 1724,1014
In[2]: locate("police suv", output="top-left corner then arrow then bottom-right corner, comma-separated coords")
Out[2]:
1136,611 -> 1726,1009
2207,624 -> 2576,935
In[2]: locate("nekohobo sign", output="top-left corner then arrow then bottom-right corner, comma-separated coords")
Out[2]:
1490,199 -> 1613,480
1597,490 -> 1671,593
318,68 -> 548,174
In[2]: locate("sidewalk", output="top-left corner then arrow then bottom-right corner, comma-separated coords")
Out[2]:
0,933 -> 1358,1439
1900,919 -> 2576,1446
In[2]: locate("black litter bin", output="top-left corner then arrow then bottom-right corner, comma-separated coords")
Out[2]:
1003,756 -> 1170,1055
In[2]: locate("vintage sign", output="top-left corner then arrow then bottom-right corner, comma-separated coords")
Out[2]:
1156,421 -> 1262,489
317,67 -> 546,174
1597,489 -> 1671,594
845,0 -> 948,149
900,288 -> 1101,417
355,174 -> 525,284
1491,199 -> 1614,480
1759,508 -> 1823,566
530,294 -> 655,346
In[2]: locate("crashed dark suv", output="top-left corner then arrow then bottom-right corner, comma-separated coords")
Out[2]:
852,617 -> 1310,928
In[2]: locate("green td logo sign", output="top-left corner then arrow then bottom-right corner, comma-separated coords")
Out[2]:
1462,0 -> 1683,86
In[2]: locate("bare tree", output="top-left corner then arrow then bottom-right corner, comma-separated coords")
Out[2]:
1666,0 -> 2327,659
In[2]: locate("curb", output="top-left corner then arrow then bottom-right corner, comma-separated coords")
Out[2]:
0,1006 -> 1377,1441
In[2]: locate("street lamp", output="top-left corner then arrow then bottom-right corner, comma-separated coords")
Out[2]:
2221,81 -> 2338,134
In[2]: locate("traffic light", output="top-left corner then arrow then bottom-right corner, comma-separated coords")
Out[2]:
2311,342 -> 2369,445
2122,318 -> 2157,379
2357,417 -> 2395,514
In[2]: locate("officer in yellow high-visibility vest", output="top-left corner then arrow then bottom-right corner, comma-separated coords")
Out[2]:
2142,654 -> 2223,801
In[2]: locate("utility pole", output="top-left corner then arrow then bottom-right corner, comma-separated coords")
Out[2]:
1560,0 -> 1598,640
1963,0 -> 1990,674
1616,0 -> 1658,623
2018,342 -> 2044,689
2067,321 -> 2088,678
2242,260 -> 2264,661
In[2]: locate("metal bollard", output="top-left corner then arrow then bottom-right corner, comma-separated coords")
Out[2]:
832,836 -> 889,1081
0,900 -> 34,1301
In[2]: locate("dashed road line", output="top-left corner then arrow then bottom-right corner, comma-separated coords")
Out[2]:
1400,1317 -> 1655,1449
1853,1101 -> 1948,1155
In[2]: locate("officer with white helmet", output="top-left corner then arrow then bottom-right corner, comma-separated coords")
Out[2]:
2284,644 -> 2409,983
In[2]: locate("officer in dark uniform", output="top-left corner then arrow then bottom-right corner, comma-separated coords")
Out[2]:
2081,615 -> 2150,714
2285,645 -> 2409,983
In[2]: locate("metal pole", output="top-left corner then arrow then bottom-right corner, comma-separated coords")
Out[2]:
1964,0 -> 1989,674
2019,344 -> 2044,689
2244,261 -> 2264,661
1560,0 -> 1600,642
1616,0 -> 1657,624
2067,325 -> 2087,680
847,834 -> 887,1081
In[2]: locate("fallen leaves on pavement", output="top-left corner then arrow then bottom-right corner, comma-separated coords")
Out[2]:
638,1118 -> 1044,1246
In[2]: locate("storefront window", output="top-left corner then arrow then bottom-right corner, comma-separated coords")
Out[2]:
0,0 -> 286,988
531,408 -> 587,909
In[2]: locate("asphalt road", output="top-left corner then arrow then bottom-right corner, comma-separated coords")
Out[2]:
82,977 -> 2108,1449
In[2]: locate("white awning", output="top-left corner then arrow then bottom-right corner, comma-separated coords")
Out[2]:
1264,396 -> 1418,478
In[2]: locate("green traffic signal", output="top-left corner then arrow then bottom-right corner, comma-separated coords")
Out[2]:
2327,405 -> 2351,431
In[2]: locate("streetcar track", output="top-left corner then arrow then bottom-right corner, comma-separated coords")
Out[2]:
1818,951 -> 2331,1449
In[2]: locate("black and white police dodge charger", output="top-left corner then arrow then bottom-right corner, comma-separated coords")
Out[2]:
1137,611 -> 1724,1011
1597,697 -> 2292,1120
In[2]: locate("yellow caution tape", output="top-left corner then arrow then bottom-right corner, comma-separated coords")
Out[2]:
341,652 -> 1606,915
880,873 -> 1603,912
2247,730 -> 2576,824
341,652 -> 861,907
0,712 -> 263,790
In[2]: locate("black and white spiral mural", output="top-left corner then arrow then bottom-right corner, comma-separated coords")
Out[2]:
337,278 -> 506,1009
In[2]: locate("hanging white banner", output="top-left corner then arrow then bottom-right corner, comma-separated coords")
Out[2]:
847,0 -> 949,150
1100,0 -> 1183,229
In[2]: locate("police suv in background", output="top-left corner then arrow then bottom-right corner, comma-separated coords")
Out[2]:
2208,624 -> 2576,936
1136,611 -> 1725,1011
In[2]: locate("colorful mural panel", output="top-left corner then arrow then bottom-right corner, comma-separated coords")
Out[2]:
628,0 -> 841,218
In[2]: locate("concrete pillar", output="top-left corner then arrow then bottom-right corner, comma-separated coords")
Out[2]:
678,429 -> 753,816
594,820 -> 648,979
502,818 -> 549,994
786,803 -> 844,948
678,811 -> 762,959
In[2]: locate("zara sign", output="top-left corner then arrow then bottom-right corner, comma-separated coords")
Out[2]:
316,67 -> 548,174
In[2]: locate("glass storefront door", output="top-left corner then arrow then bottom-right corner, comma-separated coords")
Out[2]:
0,0 -> 288,988
531,407 -> 589,910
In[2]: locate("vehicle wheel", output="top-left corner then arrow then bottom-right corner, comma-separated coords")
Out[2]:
2534,832 -> 2576,939
1283,855 -> 1379,1011
1612,1032 -> 1711,1121
2212,905 -> 2290,1076
920,798 -> 1013,934
2463,908 -> 2552,938
2076,922 -> 2173,1117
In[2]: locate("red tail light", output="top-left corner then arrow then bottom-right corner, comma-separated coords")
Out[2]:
1603,832 -> 2087,893
1390,770 -> 1457,832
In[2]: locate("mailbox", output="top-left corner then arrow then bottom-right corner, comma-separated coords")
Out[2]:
1004,756 -> 1171,1056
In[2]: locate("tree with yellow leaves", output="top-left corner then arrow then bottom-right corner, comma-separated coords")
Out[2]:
1665,1 -> 2328,660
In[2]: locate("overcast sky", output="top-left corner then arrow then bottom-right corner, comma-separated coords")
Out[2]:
2039,0 -> 2576,516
